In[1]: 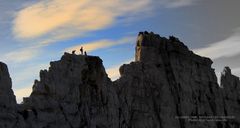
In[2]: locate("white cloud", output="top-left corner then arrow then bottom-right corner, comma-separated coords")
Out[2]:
106,58 -> 134,80
232,67 -> 240,77
14,86 -> 32,103
13,0 -> 150,43
64,36 -> 136,54
1,46 -> 42,63
193,28 -> 240,60
13,0 -> 195,46
106,66 -> 120,81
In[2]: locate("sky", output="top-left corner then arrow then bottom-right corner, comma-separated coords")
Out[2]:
0,0 -> 240,102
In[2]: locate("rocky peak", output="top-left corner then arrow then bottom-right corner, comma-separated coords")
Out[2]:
29,52 -> 109,101
0,32 -> 240,128
220,67 -> 240,124
0,62 -> 18,127
0,62 -> 16,107
117,31 -> 225,128
21,53 -> 119,128
0,62 -> 13,90
221,66 -> 232,76
135,31 -> 213,67
220,66 -> 240,88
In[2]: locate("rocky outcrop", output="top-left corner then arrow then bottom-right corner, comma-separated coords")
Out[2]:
0,31 -> 240,128
220,67 -> 240,127
0,62 -> 18,127
20,53 -> 119,128
116,32 -> 225,128
0,62 -> 16,108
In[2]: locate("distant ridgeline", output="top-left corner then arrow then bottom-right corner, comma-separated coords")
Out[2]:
0,32 -> 239,128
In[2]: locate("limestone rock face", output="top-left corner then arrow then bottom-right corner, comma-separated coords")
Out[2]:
116,32 -> 227,128
0,32 -> 240,128
0,62 -> 19,127
0,62 -> 16,107
220,67 -> 240,126
21,53 -> 119,128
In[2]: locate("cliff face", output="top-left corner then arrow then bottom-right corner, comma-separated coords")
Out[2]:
220,67 -> 240,126
0,32 -> 240,128
0,62 -> 16,107
21,54 -> 119,128
0,62 -> 20,127
116,32 -> 225,128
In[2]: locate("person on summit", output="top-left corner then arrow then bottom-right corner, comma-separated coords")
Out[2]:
72,50 -> 76,54
80,47 -> 83,55
84,51 -> 87,56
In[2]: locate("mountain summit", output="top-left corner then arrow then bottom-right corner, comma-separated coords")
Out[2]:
0,32 -> 239,128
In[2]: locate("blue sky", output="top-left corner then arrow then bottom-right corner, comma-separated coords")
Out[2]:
0,0 -> 240,102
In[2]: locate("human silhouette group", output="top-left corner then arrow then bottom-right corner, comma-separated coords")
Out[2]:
71,46 -> 87,56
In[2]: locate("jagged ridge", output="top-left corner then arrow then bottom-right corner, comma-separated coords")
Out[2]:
0,32 -> 239,128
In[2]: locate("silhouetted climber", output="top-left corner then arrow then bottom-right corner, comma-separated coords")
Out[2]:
84,51 -> 87,56
80,47 -> 83,55
72,50 -> 76,54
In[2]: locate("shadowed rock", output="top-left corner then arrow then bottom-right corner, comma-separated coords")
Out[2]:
0,32 -> 240,128
20,53 -> 119,128
0,62 -> 16,106
220,66 -> 240,125
117,32 -> 224,128
0,62 -> 20,127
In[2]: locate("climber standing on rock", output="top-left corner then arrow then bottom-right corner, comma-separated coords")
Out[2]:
84,51 -> 87,56
72,50 -> 76,54
80,47 -> 83,55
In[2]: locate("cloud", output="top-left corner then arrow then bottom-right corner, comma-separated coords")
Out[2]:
14,86 -> 32,103
164,0 -> 196,8
13,0 -> 195,46
193,28 -> 240,60
106,58 -> 134,80
232,67 -> 240,77
64,36 -> 136,54
1,46 -> 42,63
106,66 -> 120,80
13,0 -> 150,41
